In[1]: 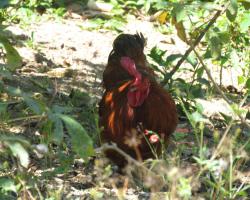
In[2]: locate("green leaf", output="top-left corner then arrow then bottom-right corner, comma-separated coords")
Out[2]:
187,53 -> 198,68
144,0 -> 151,13
239,0 -> 250,9
125,1 -> 138,7
246,78 -> 250,89
174,132 -> 187,141
218,32 -> 231,44
5,86 -> 43,114
220,112 -> 232,124
83,18 -> 104,30
49,114 -> 64,144
177,177 -> 192,199
54,7 -> 66,17
226,0 -> 238,22
209,33 -> 222,60
55,152 -> 74,173
0,134 -> 30,147
0,35 -> 22,71
172,4 -> 186,23
199,2 -> 218,11
196,66 -> 204,78
0,67 -> 13,80
53,118 -> 63,143
173,19 -> 187,42
220,56 -> 229,65
0,0 -> 9,8
58,114 -> 94,160
240,13 -> 250,32
197,78 -> 210,87
190,111 -> 210,125
229,0 -> 238,14
190,84 -> 205,98
179,98 -> 196,128
103,18 -> 125,32
8,142 -> 29,168
195,102 -> 204,113
238,75 -> 246,85
166,54 -> 182,65
52,104 -> 72,113
5,86 -> 22,96
0,102 -> 7,113
22,94 -> 43,114
0,178 -> 16,193
148,46 -> 167,66
230,49 -> 240,68
203,48 -> 212,59
231,103 -> 248,116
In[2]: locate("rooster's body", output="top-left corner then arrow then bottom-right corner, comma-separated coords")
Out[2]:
99,33 -> 178,166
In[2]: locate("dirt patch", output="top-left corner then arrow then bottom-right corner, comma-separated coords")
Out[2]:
6,17 -> 184,99
3,13 -> 248,199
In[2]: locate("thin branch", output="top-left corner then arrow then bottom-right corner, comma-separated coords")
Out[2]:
7,115 -> 46,124
48,79 -> 58,106
194,49 -> 250,129
18,177 -> 36,200
193,49 -> 231,103
211,94 -> 249,160
97,143 -> 148,168
161,4 -> 229,86
96,143 -> 164,188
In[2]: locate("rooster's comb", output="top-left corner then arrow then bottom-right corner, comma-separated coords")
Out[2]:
112,33 -> 146,56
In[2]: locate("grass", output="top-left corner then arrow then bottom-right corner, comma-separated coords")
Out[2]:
0,0 -> 250,199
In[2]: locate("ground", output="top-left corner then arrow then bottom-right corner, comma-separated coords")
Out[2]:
7,17 -> 180,98
5,15 -> 184,199
2,8 -> 249,199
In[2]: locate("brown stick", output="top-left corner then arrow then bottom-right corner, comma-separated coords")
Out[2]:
193,49 -> 231,103
97,143 -> 164,190
161,4 -> 229,86
97,143 -> 147,168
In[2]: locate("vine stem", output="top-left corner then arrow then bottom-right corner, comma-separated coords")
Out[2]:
7,115 -> 46,124
161,3 -> 230,86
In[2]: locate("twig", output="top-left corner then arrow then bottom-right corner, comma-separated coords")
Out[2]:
193,49 -> 231,103
211,94 -> 249,160
161,4 -> 229,86
18,177 -> 36,200
29,78 -> 49,91
48,79 -> 58,106
97,143 -> 164,188
194,49 -> 250,129
194,94 -> 249,182
7,115 -> 46,124
97,143 -> 148,168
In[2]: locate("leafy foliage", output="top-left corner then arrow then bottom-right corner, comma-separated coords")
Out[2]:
0,34 -> 22,71
0,3 -> 95,198
0,0 -> 250,199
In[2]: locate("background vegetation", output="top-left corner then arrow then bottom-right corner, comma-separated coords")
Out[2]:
0,0 -> 250,199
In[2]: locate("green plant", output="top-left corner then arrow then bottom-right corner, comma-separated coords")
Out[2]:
0,27 -> 94,199
146,0 -> 250,198
83,17 -> 126,32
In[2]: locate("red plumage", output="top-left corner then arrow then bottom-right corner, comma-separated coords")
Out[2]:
99,33 -> 178,167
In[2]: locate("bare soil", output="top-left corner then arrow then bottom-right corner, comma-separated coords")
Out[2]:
3,10 -> 248,199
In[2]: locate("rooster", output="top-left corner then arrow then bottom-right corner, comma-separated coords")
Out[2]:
99,33 -> 178,167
